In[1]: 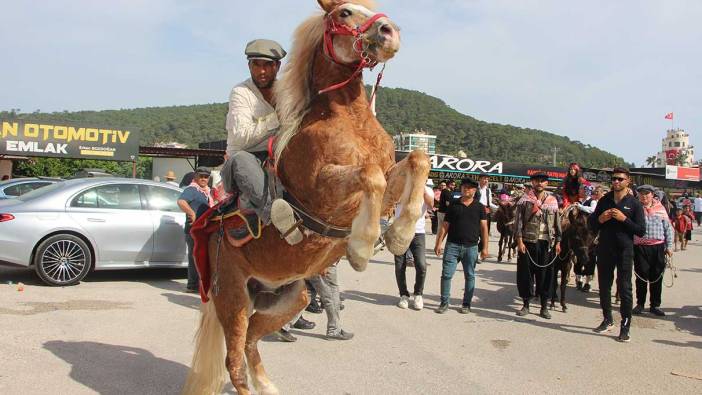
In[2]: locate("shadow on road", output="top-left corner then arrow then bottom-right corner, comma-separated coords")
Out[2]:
43,340 -> 189,395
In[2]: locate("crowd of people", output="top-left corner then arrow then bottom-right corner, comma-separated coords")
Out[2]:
172,37 -> 699,346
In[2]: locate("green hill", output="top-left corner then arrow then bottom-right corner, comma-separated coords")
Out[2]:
1,87 -> 626,178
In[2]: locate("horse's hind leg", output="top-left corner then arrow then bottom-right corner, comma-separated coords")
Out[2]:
381,150 -> 430,255
245,282 -> 308,395
212,271 -> 254,394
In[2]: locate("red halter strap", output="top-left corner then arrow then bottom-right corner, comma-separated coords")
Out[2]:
319,9 -> 388,95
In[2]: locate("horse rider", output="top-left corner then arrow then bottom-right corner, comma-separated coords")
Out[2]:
562,162 -> 588,208
221,39 -> 302,245
514,172 -> 562,319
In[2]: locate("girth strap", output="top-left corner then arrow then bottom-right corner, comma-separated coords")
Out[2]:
283,192 -> 352,239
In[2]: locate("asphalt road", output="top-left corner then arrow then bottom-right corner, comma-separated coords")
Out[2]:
1,228 -> 700,394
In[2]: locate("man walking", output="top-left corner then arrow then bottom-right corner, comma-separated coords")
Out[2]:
177,167 -> 214,293
477,174 -> 498,234
694,193 -> 702,226
434,178 -> 489,314
394,182 -> 434,310
308,263 -> 354,340
437,180 -> 455,230
633,185 -> 673,317
514,173 -> 562,319
588,168 -> 645,342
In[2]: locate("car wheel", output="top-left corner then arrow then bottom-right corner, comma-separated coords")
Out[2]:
34,234 -> 92,286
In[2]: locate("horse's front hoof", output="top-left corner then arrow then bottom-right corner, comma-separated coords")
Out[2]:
562,305 -> 568,313
346,247 -> 369,272
384,226 -> 412,255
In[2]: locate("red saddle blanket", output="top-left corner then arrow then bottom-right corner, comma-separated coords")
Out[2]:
190,200 -> 259,303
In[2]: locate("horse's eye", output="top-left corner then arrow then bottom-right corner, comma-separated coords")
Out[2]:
340,9 -> 352,18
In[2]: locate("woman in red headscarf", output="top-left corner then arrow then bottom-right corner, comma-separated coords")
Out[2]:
562,162 -> 587,208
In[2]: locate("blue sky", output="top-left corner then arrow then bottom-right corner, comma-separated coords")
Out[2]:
1,0 -> 701,166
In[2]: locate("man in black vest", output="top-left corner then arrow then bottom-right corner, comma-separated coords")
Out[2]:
588,167 -> 646,342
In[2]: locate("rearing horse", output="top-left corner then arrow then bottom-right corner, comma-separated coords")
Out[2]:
182,1 -> 429,394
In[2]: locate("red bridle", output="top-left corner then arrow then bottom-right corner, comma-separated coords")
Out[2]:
319,7 -> 388,95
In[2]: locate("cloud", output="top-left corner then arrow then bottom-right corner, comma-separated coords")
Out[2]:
1,0 -> 700,165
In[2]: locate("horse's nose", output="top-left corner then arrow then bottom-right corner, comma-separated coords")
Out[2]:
378,23 -> 396,39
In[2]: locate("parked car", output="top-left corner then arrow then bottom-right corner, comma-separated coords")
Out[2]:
0,177 -> 62,199
0,178 -> 188,286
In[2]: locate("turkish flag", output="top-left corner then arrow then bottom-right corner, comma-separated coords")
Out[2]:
665,112 -> 674,120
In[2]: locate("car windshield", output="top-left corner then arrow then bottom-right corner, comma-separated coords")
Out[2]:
17,182 -> 65,201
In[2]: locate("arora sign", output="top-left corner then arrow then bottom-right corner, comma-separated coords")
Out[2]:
1,119 -> 139,161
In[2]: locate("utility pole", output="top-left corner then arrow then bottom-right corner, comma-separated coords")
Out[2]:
552,147 -> 560,167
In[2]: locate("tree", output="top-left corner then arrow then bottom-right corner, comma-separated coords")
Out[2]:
645,155 -> 658,168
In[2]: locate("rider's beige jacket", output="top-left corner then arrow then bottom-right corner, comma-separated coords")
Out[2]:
225,78 -> 279,156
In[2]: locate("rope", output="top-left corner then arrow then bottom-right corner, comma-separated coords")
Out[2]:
632,254 -> 677,288
524,247 -> 560,268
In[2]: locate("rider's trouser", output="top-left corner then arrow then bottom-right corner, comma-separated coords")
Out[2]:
221,151 -> 272,223
516,240 -> 553,308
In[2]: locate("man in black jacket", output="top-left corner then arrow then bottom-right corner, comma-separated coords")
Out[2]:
588,167 -> 646,342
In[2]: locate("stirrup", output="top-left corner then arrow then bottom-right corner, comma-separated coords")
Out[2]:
271,199 -> 303,245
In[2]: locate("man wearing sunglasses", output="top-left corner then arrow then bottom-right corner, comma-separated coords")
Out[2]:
588,168 -> 646,342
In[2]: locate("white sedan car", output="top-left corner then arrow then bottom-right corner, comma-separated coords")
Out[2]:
0,178 -> 188,286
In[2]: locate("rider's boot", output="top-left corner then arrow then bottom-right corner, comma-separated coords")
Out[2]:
271,199 -> 303,245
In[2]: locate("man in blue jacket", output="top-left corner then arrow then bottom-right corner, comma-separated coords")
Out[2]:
588,167 -> 646,342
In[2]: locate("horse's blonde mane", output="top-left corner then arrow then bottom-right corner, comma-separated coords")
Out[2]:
274,0 -> 378,160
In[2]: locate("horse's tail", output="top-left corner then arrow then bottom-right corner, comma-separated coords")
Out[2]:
182,297 -> 228,395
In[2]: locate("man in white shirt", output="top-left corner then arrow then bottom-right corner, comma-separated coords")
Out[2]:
394,181 -> 434,311
576,185 -> 601,214
694,193 -> 702,226
220,39 -> 302,246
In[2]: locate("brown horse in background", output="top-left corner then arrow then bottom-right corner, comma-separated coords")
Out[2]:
182,1 -> 429,394
494,201 -> 516,262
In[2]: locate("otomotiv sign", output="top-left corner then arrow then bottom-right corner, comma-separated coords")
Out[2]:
0,119 -> 139,161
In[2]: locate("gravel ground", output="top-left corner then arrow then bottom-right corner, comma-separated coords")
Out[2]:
1,227 -> 700,394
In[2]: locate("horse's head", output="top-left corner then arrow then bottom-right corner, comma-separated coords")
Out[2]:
318,0 -> 400,65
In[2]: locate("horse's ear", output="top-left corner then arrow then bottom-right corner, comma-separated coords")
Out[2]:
317,0 -> 340,13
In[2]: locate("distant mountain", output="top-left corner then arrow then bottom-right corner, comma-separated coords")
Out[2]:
1,86 -> 626,169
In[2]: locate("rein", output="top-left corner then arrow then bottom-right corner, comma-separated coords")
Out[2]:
318,8 -> 387,95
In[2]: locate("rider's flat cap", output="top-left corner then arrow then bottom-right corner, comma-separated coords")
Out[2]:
194,166 -> 211,176
530,172 -> 550,180
245,39 -> 287,61
637,184 -> 656,194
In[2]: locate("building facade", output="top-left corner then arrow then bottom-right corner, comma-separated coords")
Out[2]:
655,129 -> 695,167
393,129 -> 437,154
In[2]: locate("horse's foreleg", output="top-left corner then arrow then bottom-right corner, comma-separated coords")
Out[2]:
245,283 -> 308,395
318,164 -> 386,271
381,150 -> 430,255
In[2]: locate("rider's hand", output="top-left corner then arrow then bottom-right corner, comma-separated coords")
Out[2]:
665,249 -> 673,257
598,210 -> 612,224
555,242 -> 561,256
434,244 -> 443,256
188,212 -> 197,223
517,241 -> 526,254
